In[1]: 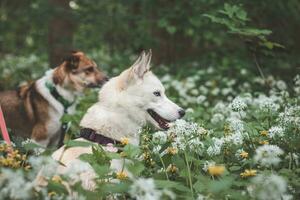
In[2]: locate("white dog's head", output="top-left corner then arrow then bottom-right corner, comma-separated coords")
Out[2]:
99,50 -> 185,130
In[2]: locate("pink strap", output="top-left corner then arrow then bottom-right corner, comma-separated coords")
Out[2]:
0,105 -> 11,145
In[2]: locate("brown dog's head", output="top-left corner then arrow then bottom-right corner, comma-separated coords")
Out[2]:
53,51 -> 108,91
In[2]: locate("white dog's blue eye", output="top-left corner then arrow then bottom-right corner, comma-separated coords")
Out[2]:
153,91 -> 161,97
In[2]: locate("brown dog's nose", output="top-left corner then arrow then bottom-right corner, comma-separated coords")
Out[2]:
178,109 -> 185,118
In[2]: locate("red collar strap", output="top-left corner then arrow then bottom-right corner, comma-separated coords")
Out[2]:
0,105 -> 12,145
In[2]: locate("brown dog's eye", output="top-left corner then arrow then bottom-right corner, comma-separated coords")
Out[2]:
84,66 -> 94,74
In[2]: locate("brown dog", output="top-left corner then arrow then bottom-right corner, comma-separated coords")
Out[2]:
0,51 -> 108,147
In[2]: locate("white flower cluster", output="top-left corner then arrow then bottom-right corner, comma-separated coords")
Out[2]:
278,105 -> 300,129
254,145 -> 284,167
152,131 -> 167,144
29,156 -> 58,177
207,137 -> 224,156
211,113 -> 225,124
230,96 -> 247,112
0,169 -> 35,199
250,174 -> 291,200
227,118 -> 244,134
253,95 -> 280,113
152,120 -> 206,155
294,75 -> 300,95
129,178 -> 163,200
268,126 -> 285,138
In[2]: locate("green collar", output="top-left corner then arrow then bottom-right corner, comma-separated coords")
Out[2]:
45,82 -> 74,113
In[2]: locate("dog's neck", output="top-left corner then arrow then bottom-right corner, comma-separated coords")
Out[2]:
80,103 -> 145,146
35,70 -> 79,113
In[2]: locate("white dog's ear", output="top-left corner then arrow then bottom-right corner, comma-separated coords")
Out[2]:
132,50 -> 152,79
118,50 -> 152,90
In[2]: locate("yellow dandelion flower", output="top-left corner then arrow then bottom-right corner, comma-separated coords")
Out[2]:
208,165 -> 225,176
120,151 -> 127,158
52,175 -> 63,183
120,137 -> 129,145
166,164 -> 178,173
259,140 -> 269,145
240,169 -> 257,178
166,147 -> 178,155
48,191 -> 57,197
260,130 -> 268,136
116,171 -> 128,180
240,151 -> 249,159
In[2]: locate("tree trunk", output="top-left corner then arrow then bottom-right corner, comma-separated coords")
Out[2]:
48,0 -> 75,68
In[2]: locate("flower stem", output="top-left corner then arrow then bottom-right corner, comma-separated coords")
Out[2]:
184,151 -> 194,198
159,156 -> 169,181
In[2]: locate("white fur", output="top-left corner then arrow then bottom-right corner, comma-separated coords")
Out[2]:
52,51 -> 184,190
34,70 -> 78,146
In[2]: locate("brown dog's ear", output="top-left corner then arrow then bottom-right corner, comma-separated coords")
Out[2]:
63,51 -> 81,71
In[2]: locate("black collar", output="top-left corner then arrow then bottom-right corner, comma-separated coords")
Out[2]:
80,128 -> 120,145
45,82 -> 74,113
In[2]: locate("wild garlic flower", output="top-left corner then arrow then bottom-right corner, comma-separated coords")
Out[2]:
152,131 -> 167,144
211,113 -> 225,124
250,174 -> 289,200
207,137 -> 224,156
129,178 -> 162,200
268,126 -> 284,138
230,96 -> 247,112
254,95 -> 280,113
0,169 -> 34,199
254,145 -> 284,167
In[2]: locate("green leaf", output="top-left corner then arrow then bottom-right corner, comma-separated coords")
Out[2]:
155,180 -> 190,193
64,140 -> 93,148
127,161 -> 145,176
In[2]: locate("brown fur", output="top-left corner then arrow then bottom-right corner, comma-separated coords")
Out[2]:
0,51 -> 107,146
0,84 -> 49,140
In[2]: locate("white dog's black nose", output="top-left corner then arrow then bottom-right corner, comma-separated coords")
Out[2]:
178,109 -> 185,118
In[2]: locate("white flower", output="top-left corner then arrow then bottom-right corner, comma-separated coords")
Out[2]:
212,101 -> 229,115
228,118 -> 244,134
268,126 -> 284,138
230,96 -> 247,111
28,156 -> 58,177
153,145 -> 162,154
0,169 -> 34,199
207,137 -> 224,156
196,95 -> 206,104
202,161 -> 215,172
254,145 -> 284,167
276,80 -> 287,90
254,95 -> 280,112
152,131 -> 167,144
169,119 -> 199,137
211,113 -> 225,124
225,132 -> 244,145
186,108 -> 194,113
221,88 -> 232,96
251,174 -> 288,200
172,136 -> 186,151
187,138 -> 204,154
211,88 -> 220,96
129,178 -> 162,200
198,127 -> 208,135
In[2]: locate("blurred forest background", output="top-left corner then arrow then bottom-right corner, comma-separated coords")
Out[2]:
1,0 -> 300,90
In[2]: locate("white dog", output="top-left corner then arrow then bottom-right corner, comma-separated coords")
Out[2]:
52,50 -> 185,189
